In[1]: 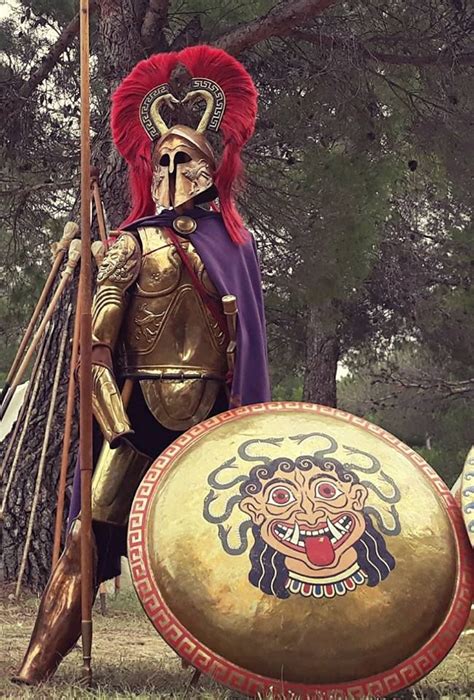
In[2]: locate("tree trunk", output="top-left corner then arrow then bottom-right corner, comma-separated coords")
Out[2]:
1,279 -> 78,592
94,0 -> 146,228
302,306 -> 340,407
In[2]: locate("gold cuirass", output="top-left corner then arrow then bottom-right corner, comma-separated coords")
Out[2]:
119,226 -> 227,430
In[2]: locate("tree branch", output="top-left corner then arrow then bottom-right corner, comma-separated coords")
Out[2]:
213,0 -> 339,56
18,1 -> 97,102
141,0 -> 170,52
291,30 -> 474,67
170,15 -> 203,51
372,373 -> 474,399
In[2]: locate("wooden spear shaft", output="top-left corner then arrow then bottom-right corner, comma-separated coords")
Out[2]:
91,169 -> 108,246
52,281 -> 82,570
79,0 -> 93,684
15,312 -> 71,598
0,322 -> 55,518
0,222 -> 78,405
0,241 -> 81,421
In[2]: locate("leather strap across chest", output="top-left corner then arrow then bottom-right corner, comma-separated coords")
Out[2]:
165,227 -> 228,339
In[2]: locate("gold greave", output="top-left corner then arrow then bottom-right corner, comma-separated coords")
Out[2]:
92,439 -> 151,526
12,521 -> 97,685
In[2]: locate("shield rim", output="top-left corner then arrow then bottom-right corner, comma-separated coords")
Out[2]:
128,402 -> 473,698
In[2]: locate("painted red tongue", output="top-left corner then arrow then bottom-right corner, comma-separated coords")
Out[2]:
305,535 -> 336,566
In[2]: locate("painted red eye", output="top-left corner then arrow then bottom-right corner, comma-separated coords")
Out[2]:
315,481 -> 343,500
267,486 -> 296,507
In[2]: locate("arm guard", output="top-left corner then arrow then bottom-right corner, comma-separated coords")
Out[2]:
91,233 -> 141,447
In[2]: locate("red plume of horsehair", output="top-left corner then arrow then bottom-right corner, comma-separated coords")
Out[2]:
111,51 -> 179,227
111,46 -> 258,244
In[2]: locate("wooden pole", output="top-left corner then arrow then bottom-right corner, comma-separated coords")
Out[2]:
91,168 -> 108,246
15,313 -> 71,598
0,222 -> 78,405
51,284 -> 82,570
0,329 -> 49,482
79,0 -> 94,684
51,234 -> 105,570
0,322 -> 55,519
0,241 -> 81,420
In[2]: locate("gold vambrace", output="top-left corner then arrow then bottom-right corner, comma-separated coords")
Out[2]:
91,365 -> 133,447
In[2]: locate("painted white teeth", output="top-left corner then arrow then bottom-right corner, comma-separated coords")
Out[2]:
327,518 -> 344,541
290,521 -> 300,545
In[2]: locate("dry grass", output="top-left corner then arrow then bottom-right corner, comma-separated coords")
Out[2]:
0,583 -> 472,699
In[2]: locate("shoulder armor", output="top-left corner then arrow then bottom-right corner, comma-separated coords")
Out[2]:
96,233 -> 141,288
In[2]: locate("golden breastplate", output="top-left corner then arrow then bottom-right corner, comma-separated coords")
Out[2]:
121,226 -> 227,431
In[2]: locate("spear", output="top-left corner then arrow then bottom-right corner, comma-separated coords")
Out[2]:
0,322 -> 55,520
79,0 -> 94,684
0,221 -> 78,407
91,167 -> 108,247
15,310 -> 71,598
52,240 -> 105,570
51,281 -> 82,569
0,240 -> 81,420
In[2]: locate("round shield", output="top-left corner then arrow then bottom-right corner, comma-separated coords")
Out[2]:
128,403 -> 473,698
462,446 -> 474,547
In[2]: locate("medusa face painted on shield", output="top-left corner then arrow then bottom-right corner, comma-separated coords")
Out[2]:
204,453 -> 398,600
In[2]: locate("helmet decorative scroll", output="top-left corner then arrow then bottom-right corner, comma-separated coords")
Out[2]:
139,78 -> 226,140
184,78 -> 226,133
139,83 -> 176,140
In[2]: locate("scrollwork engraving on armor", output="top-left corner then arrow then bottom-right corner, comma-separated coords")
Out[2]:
133,303 -> 167,346
97,235 -> 139,285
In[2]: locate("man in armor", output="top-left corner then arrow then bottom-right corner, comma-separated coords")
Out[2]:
15,45 -> 270,684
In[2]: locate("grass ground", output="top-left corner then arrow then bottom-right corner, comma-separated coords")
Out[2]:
1,582 -> 473,699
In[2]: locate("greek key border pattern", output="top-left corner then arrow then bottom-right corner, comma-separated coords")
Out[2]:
189,78 -> 226,132
462,446 -> 474,546
128,402 -> 473,698
139,83 -> 172,140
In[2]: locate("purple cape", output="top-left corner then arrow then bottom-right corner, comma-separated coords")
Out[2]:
68,207 -> 270,582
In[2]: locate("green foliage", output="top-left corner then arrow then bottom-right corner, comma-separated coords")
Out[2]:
271,374 -> 303,402
338,346 -> 473,486
21,1 -> 77,24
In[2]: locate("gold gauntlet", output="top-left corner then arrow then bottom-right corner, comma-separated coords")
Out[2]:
91,365 -> 133,447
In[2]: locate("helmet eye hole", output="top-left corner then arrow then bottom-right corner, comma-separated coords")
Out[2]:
159,154 -> 170,166
174,152 -> 192,164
